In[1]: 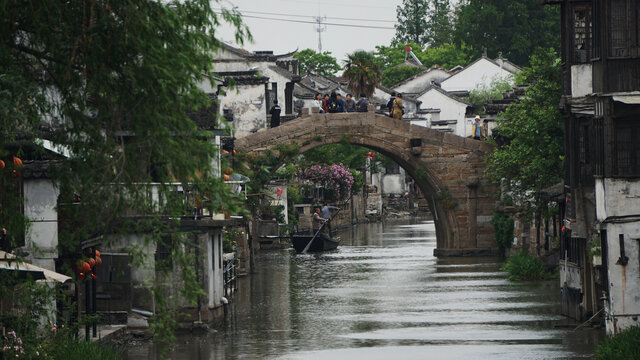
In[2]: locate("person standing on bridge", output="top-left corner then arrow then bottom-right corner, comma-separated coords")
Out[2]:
344,93 -> 357,112
356,93 -> 369,112
335,93 -> 345,113
322,94 -> 330,113
392,93 -> 404,121
314,93 -> 324,114
387,92 -> 396,117
472,115 -> 482,140
269,100 -> 281,128
482,119 -> 489,140
321,202 -> 340,234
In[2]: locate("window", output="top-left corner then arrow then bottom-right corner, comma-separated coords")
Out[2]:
155,236 -> 175,271
613,119 -> 640,176
609,0 -> 640,57
385,162 -> 400,175
562,236 -> 585,265
594,118 -> 605,176
573,5 -> 592,63
223,108 -> 234,122
578,124 -> 589,164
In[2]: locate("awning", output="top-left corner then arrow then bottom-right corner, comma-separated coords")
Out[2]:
612,95 -> 640,104
0,250 -> 72,283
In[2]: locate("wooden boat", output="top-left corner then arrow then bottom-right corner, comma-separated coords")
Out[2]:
291,231 -> 340,253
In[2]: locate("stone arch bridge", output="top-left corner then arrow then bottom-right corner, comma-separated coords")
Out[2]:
236,110 -> 498,256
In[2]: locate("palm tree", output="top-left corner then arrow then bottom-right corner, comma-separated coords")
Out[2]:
342,51 -> 381,98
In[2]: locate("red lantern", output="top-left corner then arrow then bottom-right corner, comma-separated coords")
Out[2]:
95,250 -> 100,257
0,160 -> 4,169
12,157 -> 22,167
223,174 -> 230,181
95,256 -> 102,266
88,258 -> 96,268
82,261 -> 91,273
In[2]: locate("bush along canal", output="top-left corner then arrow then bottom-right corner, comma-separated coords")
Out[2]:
125,218 -> 604,359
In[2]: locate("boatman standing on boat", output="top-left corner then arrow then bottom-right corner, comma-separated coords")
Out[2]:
313,208 -> 327,231
321,202 -> 340,234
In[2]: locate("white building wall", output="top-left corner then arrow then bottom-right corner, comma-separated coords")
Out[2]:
595,177 -> 640,334
417,89 -> 468,137
604,222 -> 640,334
441,58 -> 515,93
218,84 -> 267,138
595,178 -> 640,221
571,64 -> 593,98
207,229 -> 224,308
23,179 -> 59,271
381,168 -> 407,195
394,69 -> 451,93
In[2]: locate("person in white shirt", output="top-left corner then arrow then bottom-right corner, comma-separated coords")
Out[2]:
313,93 -> 324,113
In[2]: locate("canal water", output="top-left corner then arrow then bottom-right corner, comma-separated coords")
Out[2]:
126,218 -> 603,359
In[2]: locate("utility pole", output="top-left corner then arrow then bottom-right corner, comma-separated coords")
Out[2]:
314,16 -> 326,53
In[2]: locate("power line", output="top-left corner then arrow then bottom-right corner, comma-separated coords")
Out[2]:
225,8 -> 396,23
217,12 -> 396,30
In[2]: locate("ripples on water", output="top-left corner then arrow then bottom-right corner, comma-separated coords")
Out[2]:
125,219 -> 603,360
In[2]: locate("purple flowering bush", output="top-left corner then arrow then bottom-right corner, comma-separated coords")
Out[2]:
299,164 -> 354,201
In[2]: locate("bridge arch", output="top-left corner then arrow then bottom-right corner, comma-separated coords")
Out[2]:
236,111 -> 498,256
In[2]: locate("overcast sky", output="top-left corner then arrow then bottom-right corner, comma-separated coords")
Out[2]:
216,0 -> 406,66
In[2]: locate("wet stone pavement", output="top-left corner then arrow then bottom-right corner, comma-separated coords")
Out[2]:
125,218 -> 603,359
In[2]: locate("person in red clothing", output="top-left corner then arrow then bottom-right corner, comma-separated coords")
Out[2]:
321,93 -> 329,114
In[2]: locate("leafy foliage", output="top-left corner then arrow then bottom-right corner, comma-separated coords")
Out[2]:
501,251 -> 554,281
343,51 -> 381,98
428,0 -> 454,47
394,0 -> 430,46
303,144 -> 369,170
469,77 -> 514,109
294,49 -> 341,77
382,66 -> 425,87
485,48 -> 563,213
491,211 -> 514,258
453,0 -> 560,65
594,326 -> 640,360
1,0 -> 250,350
375,42 -> 473,71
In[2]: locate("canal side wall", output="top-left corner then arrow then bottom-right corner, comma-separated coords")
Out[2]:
95,226 -> 232,329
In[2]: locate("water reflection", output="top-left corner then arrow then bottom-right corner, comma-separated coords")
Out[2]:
125,218 -> 602,359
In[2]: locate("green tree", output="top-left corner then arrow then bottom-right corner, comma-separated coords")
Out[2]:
394,0 -> 430,46
382,66 -> 425,87
293,49 -> 341,77
1,0 -> 250,349
375,43 -> 472,71
453,0 -> 560,65
428,0 -> 454,47
485,48 -> 563,212
469,77 -> 514,109
342,51 -> 381,98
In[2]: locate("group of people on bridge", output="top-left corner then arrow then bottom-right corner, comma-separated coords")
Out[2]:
314,92 -> 369,114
